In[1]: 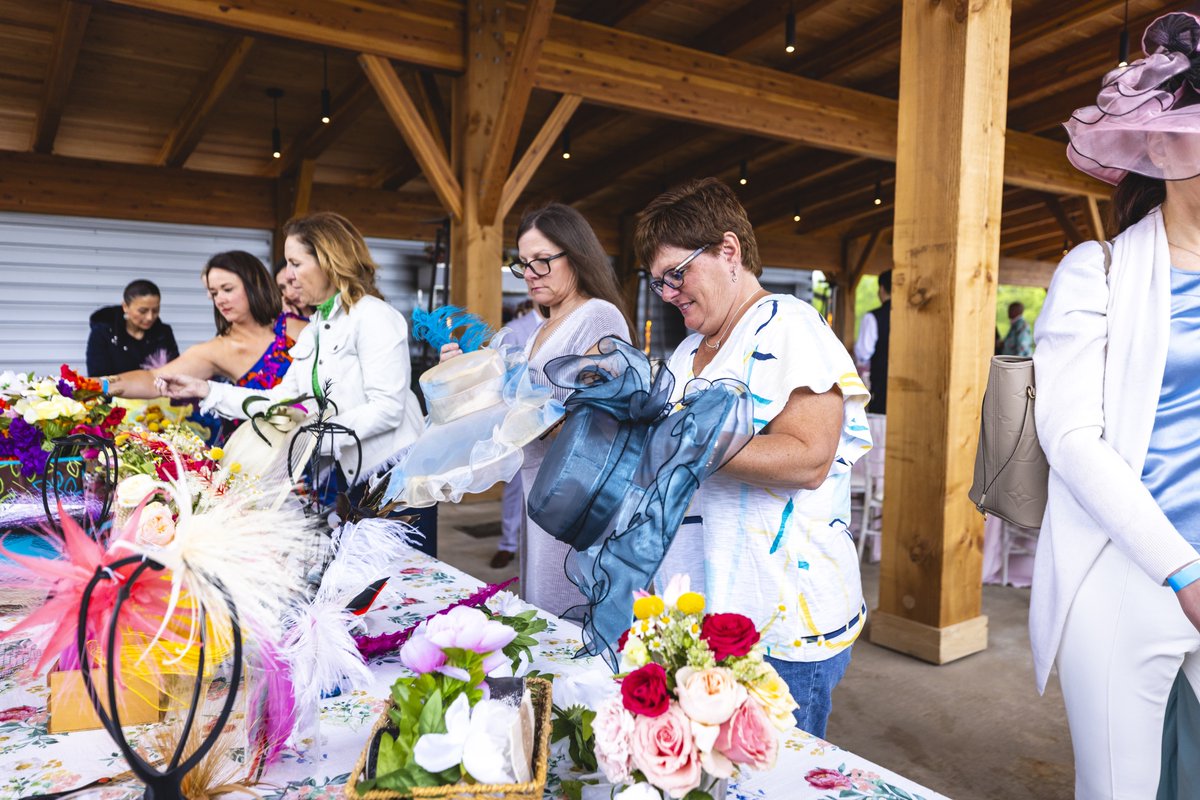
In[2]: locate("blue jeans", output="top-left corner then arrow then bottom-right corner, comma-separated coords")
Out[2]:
765,647 -> 853,738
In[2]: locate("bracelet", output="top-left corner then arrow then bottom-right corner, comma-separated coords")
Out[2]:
1167,561 -> 1200,592
101,377 -> 110,395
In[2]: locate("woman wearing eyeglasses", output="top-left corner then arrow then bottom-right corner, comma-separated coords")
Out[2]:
441,202 -> 634,615
636,178 -> 870,736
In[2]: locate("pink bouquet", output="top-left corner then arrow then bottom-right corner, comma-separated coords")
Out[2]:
591,576 -> 798,799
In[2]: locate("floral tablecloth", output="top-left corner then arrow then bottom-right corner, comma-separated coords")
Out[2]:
0,547 -> 950,800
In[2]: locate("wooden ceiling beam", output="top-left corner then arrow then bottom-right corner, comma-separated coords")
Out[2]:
158,35 -> 255,167
998,257 -> 1056,288
1043,195 -> 1086,246
361,157 -> 423,192
579,0 -> 673,29
1009,0 -> 1127,50
693,0 -> 823,58
272,75 -> 375,177
30,1 -> 92,154
110,0 -> 463,71
360,54 -> 463,220
499,93 -> 582,221
1008,82 -> 1098,133
480,0 -> 557,223
411,71 -> 450,159
742,153 -> 867,221
550,126 -> 715,206
108,0 -> 1106,199
803,3 -> 902,83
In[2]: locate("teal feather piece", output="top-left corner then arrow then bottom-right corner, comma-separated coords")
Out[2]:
411,305 -> 494,353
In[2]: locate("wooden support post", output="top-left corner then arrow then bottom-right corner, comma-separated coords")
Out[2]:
870,0 -> 1011,665
449,0 -> 507,330
617,214 -> 641,333
293,159 -> 316,217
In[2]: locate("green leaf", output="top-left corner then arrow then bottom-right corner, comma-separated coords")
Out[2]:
417,689 -> 446,736
560,779 -> 585,800
681,790 -> 715,800
375,731 -> 406,777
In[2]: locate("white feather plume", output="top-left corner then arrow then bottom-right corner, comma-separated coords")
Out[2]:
317,518 -> 417,604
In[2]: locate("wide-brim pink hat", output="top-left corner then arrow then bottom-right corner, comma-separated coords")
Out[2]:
1066,12 -> 1200,185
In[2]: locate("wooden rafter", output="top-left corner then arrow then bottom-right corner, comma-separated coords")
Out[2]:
1008,82 -> 1098,133
30,1 -> 91,154
499,94 -> 582,221
692,0 -> 822,57
272,75 -> 375,177
579,0 -> 672,29
158,35 -> 255,167
741,153 -> 867,221
1009,0 -> 1128,50
624,136 -> 782,211
361,157 -> 423,192
552,127 -> 715,206
413,71 -> 450,158
1086,196 -> 1106,241
1043,195 -> 1085,246
359,53 -> 463,220
804,3 -> 902,83
479,0 -> 556,223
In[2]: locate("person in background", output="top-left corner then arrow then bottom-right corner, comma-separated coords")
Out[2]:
853,268 -> 891,414
638,177 -> 870,737
274,258 -> 315,319
100,252 -> 305,406
1000,301 -> 1034,357
86,279 -> 179,376
1033,12 -> 1200,797
440,203 -> 635,613
492,300 -> 542,569
158,213 -> 433,552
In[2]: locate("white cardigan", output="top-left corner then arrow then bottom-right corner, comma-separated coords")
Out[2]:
1030,207 -> 1199,692
200,294 -> 424,483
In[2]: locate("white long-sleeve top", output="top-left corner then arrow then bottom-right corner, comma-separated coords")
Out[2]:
853,309 -> 878,366
200,294 -> 424,482
1030,206 -> 1198,692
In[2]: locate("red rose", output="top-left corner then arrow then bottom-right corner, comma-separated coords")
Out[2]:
621,662 -> 670,717
102,407 -> 126,429
700,613 -> 760,661
617,628 -> 630,652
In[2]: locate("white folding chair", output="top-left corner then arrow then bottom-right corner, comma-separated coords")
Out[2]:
858,414 -> 887,562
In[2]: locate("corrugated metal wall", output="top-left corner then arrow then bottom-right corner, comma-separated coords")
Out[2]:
0,212 -> 429,376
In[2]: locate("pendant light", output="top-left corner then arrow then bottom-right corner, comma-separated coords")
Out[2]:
267,87 -> 284,159
321,50 -> 332,124
739,159 -> 749,186
785,4 -> 796,54
1118,0 -> 1130,67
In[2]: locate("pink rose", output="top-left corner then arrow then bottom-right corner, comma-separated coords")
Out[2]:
715,699 -> 778,772
674,666 -> 746,725
593,696 -> 637,784
630,703 -> 702,798
805,767 -> 853,790
136,501 -> 176,546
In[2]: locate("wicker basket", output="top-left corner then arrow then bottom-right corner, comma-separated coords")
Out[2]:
345,677 -> 553,800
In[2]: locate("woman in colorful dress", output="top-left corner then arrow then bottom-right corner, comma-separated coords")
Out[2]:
157,213 -> 433,551
637,178 -> 871,737
440,203 -> 635,615
100,252 -> 306,416
1032,12 -> 1200,797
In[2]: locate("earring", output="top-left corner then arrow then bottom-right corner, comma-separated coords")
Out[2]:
731,270 -> 738,283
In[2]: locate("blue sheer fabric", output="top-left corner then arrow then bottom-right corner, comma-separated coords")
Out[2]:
1142,268 -> 1200,551
527,337 -> 754,669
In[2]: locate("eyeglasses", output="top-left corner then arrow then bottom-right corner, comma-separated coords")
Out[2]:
508,251 -> 565,278
648,245 -> 711,297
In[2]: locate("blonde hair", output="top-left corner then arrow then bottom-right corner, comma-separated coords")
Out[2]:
282,212 -> 383,309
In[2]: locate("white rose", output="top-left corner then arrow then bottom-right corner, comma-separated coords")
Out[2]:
674,666 -> 746,726
614,783 -> 662,800
593,695 -> 636,784
136,502 -> 176,546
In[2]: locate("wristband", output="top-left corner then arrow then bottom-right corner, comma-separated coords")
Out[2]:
1168,561 -> 1200,592
101,377 -> 110,395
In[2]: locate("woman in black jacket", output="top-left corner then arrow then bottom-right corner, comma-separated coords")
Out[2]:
86,279 -> 179,376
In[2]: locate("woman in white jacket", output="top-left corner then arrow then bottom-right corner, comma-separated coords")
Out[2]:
1034,12 -> 1200,797
158,212 -> 430,549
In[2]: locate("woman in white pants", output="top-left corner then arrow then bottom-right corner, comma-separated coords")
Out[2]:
1033,13 -> 1200,798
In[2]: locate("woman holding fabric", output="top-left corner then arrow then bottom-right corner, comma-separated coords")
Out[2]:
440,202 -> 634,615
100,252 -> 305,404
636,178 -> 870,737
1032,13 -> 1200,797
157,212 -> 431,549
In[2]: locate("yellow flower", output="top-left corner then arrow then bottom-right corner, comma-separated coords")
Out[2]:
677,591 -> 705,615
115,432 -> 130,447
148,421 -> 160,432
208,446 -> 225,461
633,594 -> 664,620
748,666 -> 800,731
228,462 -> 242,474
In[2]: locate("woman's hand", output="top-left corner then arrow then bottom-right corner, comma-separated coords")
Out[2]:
439,342 -> 463,363
1177,581 -> 1200,634
155,374 -> 210,400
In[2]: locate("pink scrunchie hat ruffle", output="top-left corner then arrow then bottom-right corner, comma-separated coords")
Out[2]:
1066,12 -> 1200,185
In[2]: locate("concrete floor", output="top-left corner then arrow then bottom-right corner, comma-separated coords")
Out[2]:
438,500 -> 1075,800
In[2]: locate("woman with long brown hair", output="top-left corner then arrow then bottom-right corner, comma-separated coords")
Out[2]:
99,251 -> 306,404
158,212 -> 431,550
441,202 -> 634,613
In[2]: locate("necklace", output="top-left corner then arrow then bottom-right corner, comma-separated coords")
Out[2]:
1169,239 -> 1200,260
704,292 -> 761,350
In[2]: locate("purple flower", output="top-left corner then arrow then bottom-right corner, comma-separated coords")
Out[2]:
0,417 -> 49,478
399,633 -> 447,675
56,379 -> 74,399
423,606 -> 517,655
